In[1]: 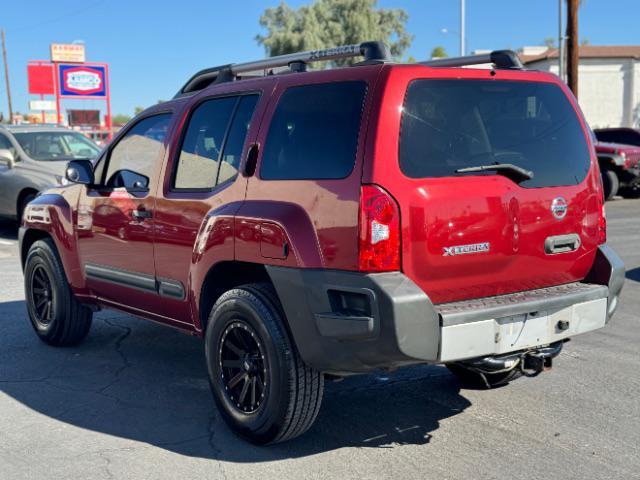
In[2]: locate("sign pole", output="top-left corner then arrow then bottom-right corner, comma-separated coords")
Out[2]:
105,63 -> 112,140
53,62 -> 62,124
1,29 -> 13,123
40,94 -> 45,122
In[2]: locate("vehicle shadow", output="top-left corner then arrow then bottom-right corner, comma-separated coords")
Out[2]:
0,299 -> 471,462
625,267 -> 640,282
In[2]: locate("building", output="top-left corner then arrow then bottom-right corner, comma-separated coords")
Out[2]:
518,46 -> 640,129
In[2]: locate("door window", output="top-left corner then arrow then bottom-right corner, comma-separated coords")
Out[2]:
104,114 -> 172,188
217,95 -> 259,185
173,97 -> 237,190
173,94 -> 260,191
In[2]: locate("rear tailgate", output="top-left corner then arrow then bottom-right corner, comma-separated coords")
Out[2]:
368,67 -> 602,305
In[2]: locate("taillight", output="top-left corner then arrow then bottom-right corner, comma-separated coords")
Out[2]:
358,184 -> 401,272
598,202 -> 607,244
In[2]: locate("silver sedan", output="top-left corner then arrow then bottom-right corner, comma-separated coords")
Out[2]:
0,125 -> 101,221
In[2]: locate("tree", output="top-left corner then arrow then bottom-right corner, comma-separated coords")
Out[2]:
542,37 -> 556,48
134,106 -> 144,115
111,114 -> 131,125
256,0 -> 412,65
430,46 -> 448,59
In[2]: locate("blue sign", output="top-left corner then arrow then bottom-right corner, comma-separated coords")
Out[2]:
58,64 -> 107,97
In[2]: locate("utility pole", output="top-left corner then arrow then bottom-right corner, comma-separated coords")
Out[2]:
566,0 -> 579,97
460,0 -> 466,56
558,0 -> 565,81
1,29 -> 13,123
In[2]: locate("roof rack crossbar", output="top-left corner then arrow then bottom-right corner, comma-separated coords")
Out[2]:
418,49 -> 523,70
176,41 -> 391,97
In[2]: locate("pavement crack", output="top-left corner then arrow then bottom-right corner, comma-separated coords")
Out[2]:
97,319 -> 133,394
208,414 -> 229,480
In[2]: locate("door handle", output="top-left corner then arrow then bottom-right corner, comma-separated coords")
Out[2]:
132,209 -> 152,220
544,234 -> 580,254
244,143 -> 259,177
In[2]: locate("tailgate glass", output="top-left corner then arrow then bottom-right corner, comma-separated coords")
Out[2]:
399,79 -> 590,188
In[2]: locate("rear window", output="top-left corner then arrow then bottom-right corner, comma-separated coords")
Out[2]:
399,80 -> 591,188
260,81 -> 366,180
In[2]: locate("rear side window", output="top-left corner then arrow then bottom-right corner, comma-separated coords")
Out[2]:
260,81 -> 366,180
399,80 -> 591,188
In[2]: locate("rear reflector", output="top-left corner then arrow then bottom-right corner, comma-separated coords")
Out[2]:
599,203 -> 607,244
358,184 -> 401,272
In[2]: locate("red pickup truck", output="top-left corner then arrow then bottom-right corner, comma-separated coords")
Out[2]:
19,43 -> 624,444
594,138 -> 640,200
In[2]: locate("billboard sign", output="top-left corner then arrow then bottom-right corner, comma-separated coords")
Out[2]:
59,64 -> 107,97
29,100 -> 57,111
27,63 -> 55,95
50,43 -> 85,63
68,109 -> 101,126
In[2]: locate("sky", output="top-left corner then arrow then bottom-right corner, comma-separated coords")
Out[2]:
1,0 -> 639,118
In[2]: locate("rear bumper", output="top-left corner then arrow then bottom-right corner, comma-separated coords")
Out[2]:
266,245 -> 624,374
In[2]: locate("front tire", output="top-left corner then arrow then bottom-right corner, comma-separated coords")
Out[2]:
24,239 -> 92,346
205,283 -> 324,444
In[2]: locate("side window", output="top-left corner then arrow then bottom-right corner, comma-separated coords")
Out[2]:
260,81 -> 367,180
217,95 -> 259,185
173,97 -> 237,190
104,114 -> 172,188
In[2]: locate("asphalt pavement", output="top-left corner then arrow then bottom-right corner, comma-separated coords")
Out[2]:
0,200 -> 638,480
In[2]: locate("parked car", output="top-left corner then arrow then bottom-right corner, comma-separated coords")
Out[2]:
594,141 -> 640,200
19,43 -> 624,445
0,125 -> 101,221
594,127 -> 640,146
593,128 -> 640,199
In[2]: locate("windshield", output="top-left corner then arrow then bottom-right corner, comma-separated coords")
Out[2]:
399,80 -> 591,188
13,131 -> 101,161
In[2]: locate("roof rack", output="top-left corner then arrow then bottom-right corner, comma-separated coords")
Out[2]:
175,40 -> 391,98
418,49 -> 523,70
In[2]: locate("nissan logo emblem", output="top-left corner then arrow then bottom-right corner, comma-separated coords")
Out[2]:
551,197 -> 568,220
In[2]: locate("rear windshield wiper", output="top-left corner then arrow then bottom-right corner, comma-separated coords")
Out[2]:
455,163 -> 534,182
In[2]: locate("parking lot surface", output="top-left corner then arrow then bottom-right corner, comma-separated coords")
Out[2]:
0,200 -> 638,480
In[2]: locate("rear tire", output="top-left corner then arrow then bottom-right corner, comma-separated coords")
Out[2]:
205,283 -> 324,444
602,169 -> 619,200
447,363 -> 522,388
24,239 -> 92,346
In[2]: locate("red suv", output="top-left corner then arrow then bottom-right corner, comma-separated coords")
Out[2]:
19,42 -> 624,444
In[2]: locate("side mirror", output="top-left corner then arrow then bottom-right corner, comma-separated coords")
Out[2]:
0,148 -> 14,170
66,159 -> 95,185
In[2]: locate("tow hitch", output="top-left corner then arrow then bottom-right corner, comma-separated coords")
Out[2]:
453,341 -> 565,388
522,346 -> 558,375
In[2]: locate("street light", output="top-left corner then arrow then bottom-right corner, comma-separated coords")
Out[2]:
440,0 -> 465,56
460,0 -> 465,56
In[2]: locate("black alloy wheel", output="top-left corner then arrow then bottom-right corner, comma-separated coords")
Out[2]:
219,321 -> 267,413
29,264 -> 55,327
